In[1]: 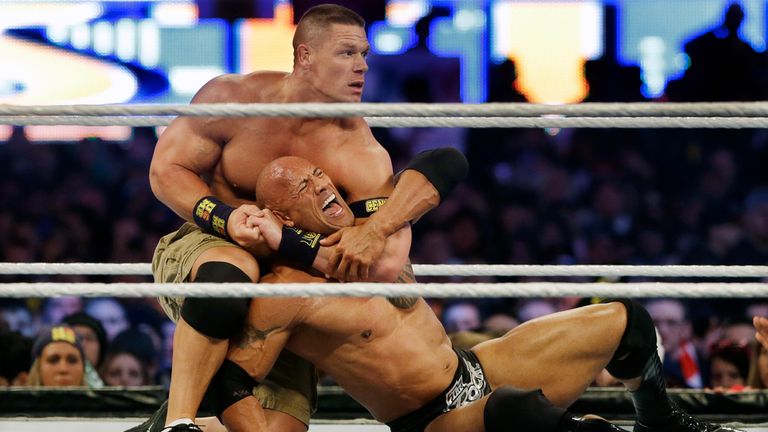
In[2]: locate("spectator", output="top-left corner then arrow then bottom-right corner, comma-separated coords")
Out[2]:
109,328 -> 159,385
100,348 -> 152,387
0,331 -> 33,386
27,326 -> 86,387
63,312 -> 108,388
708,338 -> 751,390
516,298 -> 558,323
0,299 -> 37,338
40,297 -> 83,327
645,298 -> 705,388
442,301 -> 482,333
84,298 -> 129,342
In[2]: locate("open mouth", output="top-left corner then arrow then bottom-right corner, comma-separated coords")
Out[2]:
349,81 -> 364,90
322,193 -> 344,217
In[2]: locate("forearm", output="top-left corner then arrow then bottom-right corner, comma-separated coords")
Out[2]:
150,162 -> 214,222
312,224 -> 411,281
365,170 -> 439,237
367,147 -> 469,237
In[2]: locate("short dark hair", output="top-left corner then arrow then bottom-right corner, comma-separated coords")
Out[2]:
292,4 -> 365,60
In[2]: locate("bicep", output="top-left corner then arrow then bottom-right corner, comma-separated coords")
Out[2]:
152,118 -> 222,175
339,146 -> 395,201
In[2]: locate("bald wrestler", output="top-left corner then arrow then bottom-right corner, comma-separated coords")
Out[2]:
214,156 -> 742,432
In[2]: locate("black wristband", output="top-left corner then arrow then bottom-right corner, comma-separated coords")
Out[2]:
278,226 -> 323,268
348,197 -> 388,218
193,196 -> 234,240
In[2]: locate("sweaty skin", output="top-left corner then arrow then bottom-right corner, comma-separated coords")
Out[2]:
228,157 -> 628,432
150,20 -> 438,431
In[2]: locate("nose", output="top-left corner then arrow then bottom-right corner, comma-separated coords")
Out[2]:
314,179 -> 329,194
355,54 -> 368,73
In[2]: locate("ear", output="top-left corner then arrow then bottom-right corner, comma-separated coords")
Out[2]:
297,44 -> 312,68
273,210 -> 294,227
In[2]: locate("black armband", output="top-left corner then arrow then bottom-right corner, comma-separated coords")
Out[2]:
193,196 -> 234,240
403,147 -> 468,200
348,197 -> 388,218
278,226 -> 323,268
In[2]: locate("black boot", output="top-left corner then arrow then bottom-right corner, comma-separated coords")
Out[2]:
634,401 -> 745,432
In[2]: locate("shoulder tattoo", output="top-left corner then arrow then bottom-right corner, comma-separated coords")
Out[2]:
235,324 -> 280,349
387,262 -> 418,309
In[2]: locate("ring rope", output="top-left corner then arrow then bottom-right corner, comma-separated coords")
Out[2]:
0,282 -> 765,298
2,263 -> 768,277
3,115 -> 768,129
3,102 -> 768,118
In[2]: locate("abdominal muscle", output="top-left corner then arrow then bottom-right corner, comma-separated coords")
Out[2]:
263,265 -> 459,422
292,297 -> 458,422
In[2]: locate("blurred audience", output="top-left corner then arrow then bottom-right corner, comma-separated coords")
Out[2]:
3,2 -> 768,391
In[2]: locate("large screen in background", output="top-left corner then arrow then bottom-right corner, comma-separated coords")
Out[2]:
618,0 -> 766,98
0,0 -> 766,141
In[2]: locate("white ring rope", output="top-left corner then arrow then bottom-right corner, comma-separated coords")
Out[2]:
0,282 -> 765,298
3,102 -> 768,118
2,115 -> 768,129
2,263 -> 768,278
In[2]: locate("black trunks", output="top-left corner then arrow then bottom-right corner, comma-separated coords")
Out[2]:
386,348 -> 492,432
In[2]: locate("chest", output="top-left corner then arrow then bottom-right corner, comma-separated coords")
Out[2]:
305,297 -> 402,343
216,119 -> 390,199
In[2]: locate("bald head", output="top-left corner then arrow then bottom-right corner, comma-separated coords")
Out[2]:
256,156 -> 309,210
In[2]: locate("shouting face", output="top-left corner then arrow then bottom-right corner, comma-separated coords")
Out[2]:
257,156 -> 354,234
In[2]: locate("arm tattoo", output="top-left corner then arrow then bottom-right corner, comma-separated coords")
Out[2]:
235,324 -> 280,349
388,262 -> 418,309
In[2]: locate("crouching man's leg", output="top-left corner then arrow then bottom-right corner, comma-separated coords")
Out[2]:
604,298 -> 743,432
204,345 -> 315,432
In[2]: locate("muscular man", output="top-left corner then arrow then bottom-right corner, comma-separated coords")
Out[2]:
225,156 -> 743,432
144,4 -> 465,431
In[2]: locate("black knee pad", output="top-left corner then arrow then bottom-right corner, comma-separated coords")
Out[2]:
484,387 -> 567,432
205,359 -> 260,419
180,262 -> 252,339
601,298 -> 657,380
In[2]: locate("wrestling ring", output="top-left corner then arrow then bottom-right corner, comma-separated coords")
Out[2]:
3,102 -> 768,431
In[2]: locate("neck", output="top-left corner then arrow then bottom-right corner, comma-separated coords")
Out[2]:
282,72 -> 334,103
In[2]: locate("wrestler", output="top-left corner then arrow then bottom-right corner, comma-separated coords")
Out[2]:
144,4 -> 466,431
221,156 -> 743,432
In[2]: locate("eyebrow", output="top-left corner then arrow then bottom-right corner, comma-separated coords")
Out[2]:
338,41 -> 369,51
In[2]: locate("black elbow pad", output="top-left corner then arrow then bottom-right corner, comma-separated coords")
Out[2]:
404,147 -> 468,201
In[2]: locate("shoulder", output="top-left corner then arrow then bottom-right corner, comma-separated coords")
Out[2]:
191,71 -> 289,103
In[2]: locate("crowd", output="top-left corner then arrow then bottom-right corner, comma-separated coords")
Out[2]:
2,2 -> 768,395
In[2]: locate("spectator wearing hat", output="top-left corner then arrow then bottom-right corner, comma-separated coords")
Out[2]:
27,326 -> 86,387
63,312 -> 108,388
